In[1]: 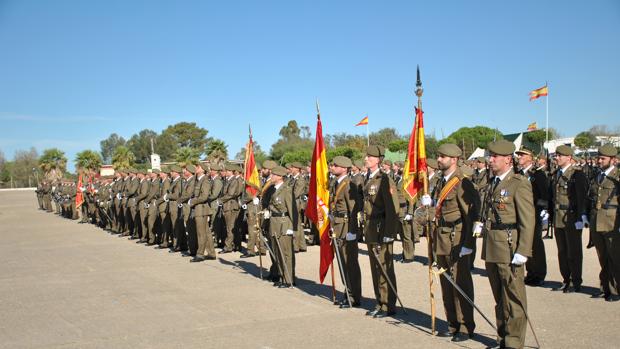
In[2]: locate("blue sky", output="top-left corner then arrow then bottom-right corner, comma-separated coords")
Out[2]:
1,0 -> 619,171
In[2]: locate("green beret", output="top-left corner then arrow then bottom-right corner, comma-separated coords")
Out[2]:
199,162 -> 210,171
169,164 -> 182,173
262,160 -> 277,170
291,162 -> 304,169
476,156 -> 487,163
353,159 -> 364,169
152,169 -> 161,174
185,164 -> 196,174
395,161 -> 404,167
332,156 -> 352,168
160,165 -> 169,173
426,158 -> 438,169
383,159 -> 392,166
225,163 -> 236,171
271,166 -> 287,177
366,145 -> 384,157
234,164 -> 243,173
555,145 -> 574,156
285,163 -> 292,169
598,144 -> 618,157
488,140 -> 516,156
437,143 -> 463,158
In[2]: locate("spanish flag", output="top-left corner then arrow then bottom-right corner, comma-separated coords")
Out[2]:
76,174 -> 84,208
529,85 -> 548,101
244,127 -> 260,196
527,122 -> 537,131
402,107 -> 428,201
305,111 -> 333,283
355,116 -> 369,126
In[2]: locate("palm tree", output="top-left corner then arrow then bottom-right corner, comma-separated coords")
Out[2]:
38,148 -> 67,181
206,139 -> 228,163
112,146 -> 135,170
75,150 -> 102,171
174,147 -> 199,167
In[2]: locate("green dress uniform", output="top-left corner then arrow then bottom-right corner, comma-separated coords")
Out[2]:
330,162 -> 362,305
178,170 -> 196,253
156,176 -> 172,247
550,145 -> 589,290
241,186 -> 264,256
363,166 -> 399,315
190,169 -> 215,259
220,169 -> 242,252
208,173 -> 224,247
432,166 -> 479,337
588,145 -> 620,299
268,167 -> 297,286
290,166 -> 308,252
125,175 -> 140,236
135,176 -> 150,241
395,175 -> 416,261
145,176 -> 161,244
482,141 -> 535,349
166,168 -> 184,251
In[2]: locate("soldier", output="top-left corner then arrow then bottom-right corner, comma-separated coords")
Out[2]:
208,164 -> 225,248
125,169 -> 140,238
381,159 -> 394,181
290,162 -> 308,253
515,147 -> 549,287
189,163 -> 216,262
588,144 -> 620,301
155,167 -> 172,249
165,165 -> 185,252
265,165 -> 297,287
394,161 -> 416,263
178,164 -> 197,255
425,144 -> 478,342
240,172 -> 264,258
135,170 -> 150,243
144,170 -> 161,245
111,171 -> 124,234
220,163 -> 242,253
260,160 -> 279,281
329,156 -> 362,307
362,145 -> 399,318
550,145 -> 589,293
482,140 -> 534,349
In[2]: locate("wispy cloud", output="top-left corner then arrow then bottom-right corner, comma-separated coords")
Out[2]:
0,112 -> 110,123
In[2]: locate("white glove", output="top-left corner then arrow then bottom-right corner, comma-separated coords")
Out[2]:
421,194 -> 432,206
404,214 -> 412,221
540,210 -> 549,224
253,197 -> 260,205
382,236 -> 394,243
80,187 -> 86,192
116,193 -> 121,200
242,204 -> 247,210
94,189 -> 98,193
263,210 -> 270,219
581,214 -> 589,228
163,193 -> 168,201
177,204 -> 183,208
511,253 -> 528,265
575,221 -> 584,230
285,229 -> 294,236
459,247 -> 473,257
145,203 -> 150,208
345,232 -> 356,241
472,221 -> 483,237
217,199 -> 222,206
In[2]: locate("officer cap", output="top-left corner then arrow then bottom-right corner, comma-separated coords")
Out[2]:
199,162 -> 210,171
598,144 -> 618,157
555,145 -> 574,156
366,145 -> 384,157
488,140 -> 516,156
169,164 -> 182,173
185,164 -> 196,174
262,159 -> 277,170
353,159 -> 364,169
332,156 -> 352,168
427,158 -> 438,169
437,143 -> 463,158
271,166 -> 287,177
515,147 -> 533,157
291,161 -> 304,169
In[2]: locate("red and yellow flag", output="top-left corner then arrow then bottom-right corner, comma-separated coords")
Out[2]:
305,113 -> 333,283
355,116 -> 369,126
76,174 -> 84,208
529,85 -> 548,101
402,107 -> 428,201
527,122 -> 537,131
244,128 -> 260,196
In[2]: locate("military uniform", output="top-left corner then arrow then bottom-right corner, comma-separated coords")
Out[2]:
135,173 -> 150,241
482,140 -> 534,349
550,145 -> 589,291
268,166 -> 297,286
190,163 -> 216,260
290,163 -> 308,252
220,165 -> 242,252
363,145 -> 399,316
330,156 -> 362,305
588,145 -> 620,300
156,171 -> 172,248
178,166 -> 197,254
432,145 -> 479,338
165,165 -> 184,251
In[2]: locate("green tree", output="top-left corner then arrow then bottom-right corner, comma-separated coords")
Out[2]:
425,136 -> 439,159
326,146 -> 363,162
441,126 -> 501,157
270,120 -> 314,162
9,148 -> 39,187
328,133 -> 367,151
100,133 -> 126,164
154,132 -> 178,162
234,141 -> 267,166
387,139 -> 408,152
174,147 -> 200,167
112,146 -> 135,170
369,128 -> 401,148
205,139 -> 228,163
75,150 -> 102,171
127,129 -> 158,164
281,149 -> 312,165
574,131 -> 597,151
38,148 -> 67,181
161,122 -> 209,154
525,129 -> 559,146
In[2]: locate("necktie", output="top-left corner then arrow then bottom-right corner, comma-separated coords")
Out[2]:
599,173 -> 606,184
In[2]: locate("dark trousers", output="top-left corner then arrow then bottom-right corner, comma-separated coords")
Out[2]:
555,226 -> 583,286
592,229 -> 620,294
437,253 -> 475,335
526,220 -> 547,281
368,242 -> 397,312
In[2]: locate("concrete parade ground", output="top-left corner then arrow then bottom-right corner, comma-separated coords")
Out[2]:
0,190 -> 617,349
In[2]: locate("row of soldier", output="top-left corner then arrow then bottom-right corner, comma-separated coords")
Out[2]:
35,141 -> 620,349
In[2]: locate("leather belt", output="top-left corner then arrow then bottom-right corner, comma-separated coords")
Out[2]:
490,223 -> 518,230
439,218 -> 462,228
270,212 -> 289,217
332,212 -> 349,218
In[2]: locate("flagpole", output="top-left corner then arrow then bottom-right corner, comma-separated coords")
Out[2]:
416,65 -> 437,335
545,82 -> 549,151
366,121 -> 369,146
